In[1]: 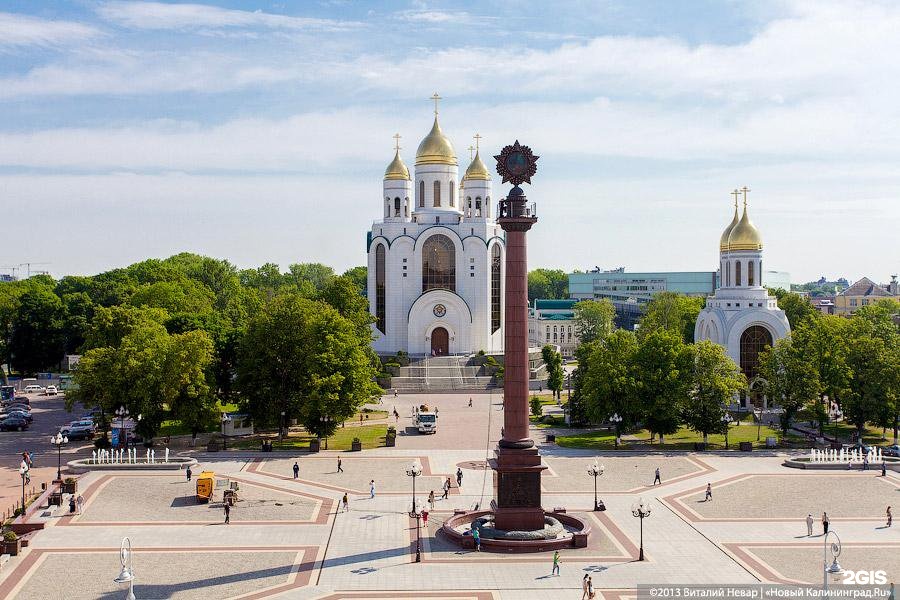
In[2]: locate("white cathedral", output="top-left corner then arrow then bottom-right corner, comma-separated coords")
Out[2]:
694,190 -> 790,406
367,102 -> 504,356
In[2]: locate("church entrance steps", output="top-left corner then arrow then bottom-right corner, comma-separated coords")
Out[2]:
385,355 -> 498,391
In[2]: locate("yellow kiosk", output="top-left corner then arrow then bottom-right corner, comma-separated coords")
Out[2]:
196,471 -> 215,502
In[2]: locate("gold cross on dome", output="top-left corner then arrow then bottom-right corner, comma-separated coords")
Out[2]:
431,92 -> 441,115
740,186 -> 751,206
730,188 -> 740,207
393,133 -> 401,152
473,133 -> 482,151
467,145 -> 475,160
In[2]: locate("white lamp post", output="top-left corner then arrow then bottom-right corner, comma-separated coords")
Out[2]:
406,460 -> 423,562
113,537 -> 136,600
823,530 -> 843,600
221,413 -> 231,450
610,413 -> 623,448
721,413 -> 734,449
51,432 -> 68,482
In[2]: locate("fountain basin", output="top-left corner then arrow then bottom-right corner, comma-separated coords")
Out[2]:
783,456 -> 900,471
440,510 -> 590,553
67,456 -> 197,473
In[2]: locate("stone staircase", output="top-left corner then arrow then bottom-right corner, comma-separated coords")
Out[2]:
389,355 -> 499,391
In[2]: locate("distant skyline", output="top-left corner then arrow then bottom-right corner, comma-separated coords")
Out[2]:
1,1 -> 898,284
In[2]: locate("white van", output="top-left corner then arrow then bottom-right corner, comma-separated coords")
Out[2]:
23,384 -> 44,394
414,411 -> 438,434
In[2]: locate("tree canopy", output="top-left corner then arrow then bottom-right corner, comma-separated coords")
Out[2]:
573,299 -> 616,345
528,268 -> 569,301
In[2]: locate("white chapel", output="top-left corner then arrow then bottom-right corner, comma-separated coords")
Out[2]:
694,189 -> 790,405
367,98 -> 504,356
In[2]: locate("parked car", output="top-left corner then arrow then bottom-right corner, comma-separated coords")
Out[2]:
5,410 -> 33,424
45,385 -> 58,395
0,415 -> 29,431
62,423 -> 94,441
882,445 -> 900,458
12,396 -> 30,406
23,385 -> 43,394
4,404 -> 31,414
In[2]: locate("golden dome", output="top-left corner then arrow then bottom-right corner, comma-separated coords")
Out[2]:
719,202 -> 739,251
415,117 -> 457,166
728,203 -> 763,251
384,150 -> 410,180
464,150 -> 490,180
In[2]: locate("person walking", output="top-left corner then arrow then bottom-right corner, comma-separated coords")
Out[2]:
370,480 -> 376,499
887,506 -> 892,527
653,467 -> 661,486
456,468 -> 463,488
468,397 -> 473,407
442,477 -> 451,499
422,509 -> 429,526
337,457 -> 343,473
587,575 -> 595,599
224,501 -> 231,524
551,550 -> 561,576
292,462 -> 299,479
882,461 -> 887,477
428,490 -> 435,509
864,456 -> 869,471
472,527 -> 481,551
704,483 -> 713,502
806,513 -> 814,536
186,466 -> 192,481
582,574 -> 590,599
342,492 -> 349,512
76,494 -> 85,515
822,512 -> 830,534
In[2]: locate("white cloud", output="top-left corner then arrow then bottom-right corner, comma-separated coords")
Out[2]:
0,11 -> 99,47
96,1 -> 362,32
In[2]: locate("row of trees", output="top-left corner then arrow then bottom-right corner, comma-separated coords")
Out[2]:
0,254 -> 378,444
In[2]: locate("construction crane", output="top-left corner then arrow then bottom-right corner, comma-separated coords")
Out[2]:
18,262 -> 50,278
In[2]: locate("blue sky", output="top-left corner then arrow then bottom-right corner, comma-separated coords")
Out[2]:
1,0 -> 897,284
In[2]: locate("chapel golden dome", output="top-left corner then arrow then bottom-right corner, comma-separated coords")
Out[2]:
464,150 -> 490,180
384,149 -> 410,180
415,117 -> 457,166
728,203 -> 763,251
719,200 -> 739,251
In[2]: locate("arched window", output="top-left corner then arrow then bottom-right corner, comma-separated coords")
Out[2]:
449,181 -> 455,207
748,260 -> 755,286
422,234 -> 455,292
475,197 -> 482,217
419,181 -> 425,207
726,261 -> 731,287
740,325 -> 772,380
433,181 -> 441,207
385,198 -> 390,218
491,244 -> 501,332
375,244 -> 386,333
394,197 -> 401,217
404,197 -> 409,217
735,261 -> 742,287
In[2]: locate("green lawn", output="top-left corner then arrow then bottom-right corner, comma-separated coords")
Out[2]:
530,414 -> 567,429
233,423 -> 388,451
158,401 -> 241,437
557,423 -> 803,450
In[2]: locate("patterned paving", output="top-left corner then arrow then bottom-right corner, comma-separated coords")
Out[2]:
542,456 -> 712,493
725,543 -> 900,584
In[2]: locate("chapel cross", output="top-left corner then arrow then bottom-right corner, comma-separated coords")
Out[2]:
431,92 -> 441,115
393,133 -> 402,152
473,133 -> 482,151
740,186 -> 751,206
730,188 -> 740,207
467,145 -> 475,160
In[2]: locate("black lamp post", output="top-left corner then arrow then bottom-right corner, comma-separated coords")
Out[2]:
280,410 -> 286,441
406,460 -> 423,563
721,413 -> 734,449
320,415 -> 332,450
115,405 -> 129,449
51,432 -> 68,482
631,497 -> 651,561
221,413 -> 230,450
610,412 -> 623,449
587,461 -> 604,511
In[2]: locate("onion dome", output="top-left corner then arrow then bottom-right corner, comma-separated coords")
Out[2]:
464,150 -> 490,180
384,149 -> 410,180
415,117 -> 457,166
719,201 -> 739,251
728,203 -> 763,251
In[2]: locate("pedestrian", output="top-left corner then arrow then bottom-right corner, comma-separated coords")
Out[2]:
394,410 -> 399,422
551,550 -> 560,576
822,512 -> 829,534
186,466 -> 192,481
370,479 -> 376,498
806,513 -> 814,536
704,483 -> 712,502
422,509 -> 429,526
456,468 -> 463,487
472,526 -> 480,551
888,582 -> 894,600
337,457 -> 343,473
224,501 -> 231,524
882,461 -> 887,477
588,575 -> 595,599
582,574 -> 590,599
428,490 -> 435,509
342,492 -> 349,512
653,467 -> 661,486
887,506 -> 892,527
468,397 -> 473,407
292,461 -> 299,479
69,495 -> 76,513
864,456 -> 869,471
442,477 -> 451,499
360,414 -> 363,424
394,389 -> 398,398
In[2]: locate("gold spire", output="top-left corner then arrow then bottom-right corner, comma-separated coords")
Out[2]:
415,93 -> 457,166
384,133 -> 410,180
728,187 -> 763,251
719,189 -> 740,252
464,134 -> 490,180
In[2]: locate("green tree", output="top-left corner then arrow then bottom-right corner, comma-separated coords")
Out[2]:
83,305 -> 169,350
639,292 -> 704,343
769,288 -> 819,329
632,329 -> 692,443
682,341 -> 746,443
842,326 -> 894,440
791,316 -> 851,433
287,263 -> 336,292
528,268 -> 568,301
10,287 -> 66,373
60,291 -> 95,354
573,299 -> 616,345
759,338 -> 821,433
236,294 -> 380,439
541,344 -> 564,399
579,330 -> 638,442
342,266 -> 368,293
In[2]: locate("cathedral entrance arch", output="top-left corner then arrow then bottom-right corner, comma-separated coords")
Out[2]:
431,327 -> 449,356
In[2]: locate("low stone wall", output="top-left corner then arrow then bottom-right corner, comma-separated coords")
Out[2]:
440,509 -> 591,553
66,457 -> 197,474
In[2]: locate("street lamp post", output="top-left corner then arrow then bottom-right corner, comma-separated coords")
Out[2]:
280,411 -> 286,441
115,406 -> 129,449
823,530 -> 843,599
18,464 -> 27,512
51,432 -> 68,482
320,416 -> 332,450
631,497 -> 651,561
721,413 -> 734,449
405,460 -> 423,563
587,461 -> 604,511
114,536 -> 136,600
221,413 -> 230,450
610,413 -> 623,449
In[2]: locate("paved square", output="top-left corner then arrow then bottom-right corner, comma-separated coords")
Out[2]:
542,456 -> 710,493
730,544 -> 900,584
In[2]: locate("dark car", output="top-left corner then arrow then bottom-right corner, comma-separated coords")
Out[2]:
0,415 -> 29,431
882,445 -> 900,458
5,410 -> 33,424
63,424 -> 94,441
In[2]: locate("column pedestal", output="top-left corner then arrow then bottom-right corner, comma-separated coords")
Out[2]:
492,446 -> 547,531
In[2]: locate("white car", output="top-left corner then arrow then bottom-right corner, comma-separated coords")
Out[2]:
45,385 -> 58,395
23,385 -> 44,394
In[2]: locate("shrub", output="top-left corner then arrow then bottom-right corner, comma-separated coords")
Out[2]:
530,397 -> 543,417
387,426 -> 396,434
484,356 -> 499,367
396,350 -> 408,358
64,477 -> 76,484
3,531 -> 18,542
352,437 -> 361,444
477,349 -> 486,356
383,361 -> 401,369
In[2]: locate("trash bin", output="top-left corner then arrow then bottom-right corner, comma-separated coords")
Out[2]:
739,441 -> 753,452
546,434 -> 556,443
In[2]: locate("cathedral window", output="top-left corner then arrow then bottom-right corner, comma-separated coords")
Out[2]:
740,325 -> 772,380
449,182 -> 455,206
404,197 -> 409,217
735,261 -> 742,287
475,197 -> 482,217
394,197 -> 401,217
419,181 -> 425,207
491,244 -> 501,333
422,234 -> 455,292
433,181 -> 441,207
747,260 -> 755,286
375,244 -> 386,334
